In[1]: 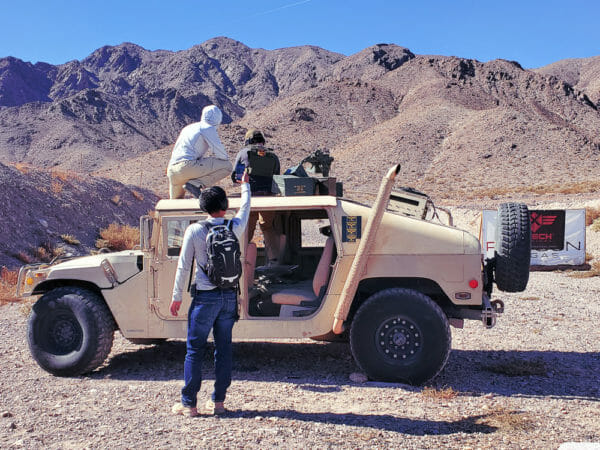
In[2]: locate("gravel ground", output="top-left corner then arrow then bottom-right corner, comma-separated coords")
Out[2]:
1,202 -> 599,449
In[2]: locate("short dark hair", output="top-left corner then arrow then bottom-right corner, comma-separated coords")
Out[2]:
244,129 -> 265,145
199,186 -> 228,214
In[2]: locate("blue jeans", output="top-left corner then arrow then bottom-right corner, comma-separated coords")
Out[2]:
181,288 -> 237,407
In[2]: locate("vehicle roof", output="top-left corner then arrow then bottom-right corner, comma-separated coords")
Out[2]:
155,195 -> 339,213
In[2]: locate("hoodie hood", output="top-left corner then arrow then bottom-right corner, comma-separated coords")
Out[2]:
200,105 -> 222,127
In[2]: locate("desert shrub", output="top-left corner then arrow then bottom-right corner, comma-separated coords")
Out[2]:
61,234 -> 80,245
591,218 -> 600,233
32,241 -> 63,263
0,267 -> 18,304
51,180 -> 63,194
14,163 -> 31,174
131,190 -> 144,201
586,207 -> 600,226
111,195 -> 122,206
50,169 -> 81,182
477,407 -> 535,431
568,260 -> 600,278
15,252 -> 32,264
421,386 -> 459,400
97,223 -> 139,251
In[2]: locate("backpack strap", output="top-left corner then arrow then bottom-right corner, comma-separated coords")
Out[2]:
199,220 -> 214,276
188,220 -> 210,291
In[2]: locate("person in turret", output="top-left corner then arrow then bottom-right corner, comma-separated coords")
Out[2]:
231,129 -> 281,265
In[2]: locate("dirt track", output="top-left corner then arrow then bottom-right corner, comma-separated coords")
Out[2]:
1,266 -> 599,449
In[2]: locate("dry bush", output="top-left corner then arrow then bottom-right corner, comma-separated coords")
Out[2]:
60,234 -> 80,245
50,169 -> 81,182
421,386 -> 459,400
33,241 -> 64,263
131,190 -> 144,201
586,207 -> 600,226
32,242 -> 63,263
484,358 -> 548,377
14,163 -> 31,174
477,406 -> 536,432
0,267 -> 19,305
15,252 -> 32,264
591,219 -> 600,233
97,223 -> 140,251
586,252 -> 594,262
568,260 -> 600,278
111,195 -> 122,206
51,180 -> 63,194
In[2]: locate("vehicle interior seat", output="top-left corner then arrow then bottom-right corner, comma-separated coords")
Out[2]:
271,236 -> 335,306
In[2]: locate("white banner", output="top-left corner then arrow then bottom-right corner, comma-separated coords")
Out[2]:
481,209 -> 586,266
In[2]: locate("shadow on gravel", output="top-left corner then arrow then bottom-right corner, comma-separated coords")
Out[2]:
92,341 -> 600,401
437,349 -> 600,401
223,410 -> 497,435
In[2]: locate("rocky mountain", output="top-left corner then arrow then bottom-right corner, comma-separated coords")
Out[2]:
1,37 -> 599,199
0,162 -> 158,268
100,47 -> 600,200
0,38 -> 344,171
536,55 -> 600,108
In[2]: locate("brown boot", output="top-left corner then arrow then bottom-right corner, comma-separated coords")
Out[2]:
204,399 -> 227,415
171,402 -> 199,417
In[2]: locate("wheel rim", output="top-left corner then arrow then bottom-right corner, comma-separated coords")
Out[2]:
375,316 -> 423,363
40,310 -> 84,355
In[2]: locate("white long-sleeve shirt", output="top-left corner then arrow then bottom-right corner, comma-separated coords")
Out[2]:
171,183 -> 251,302
168,105 -> 229,166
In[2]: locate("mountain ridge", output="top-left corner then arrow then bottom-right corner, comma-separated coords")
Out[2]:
1,37 -> 599,199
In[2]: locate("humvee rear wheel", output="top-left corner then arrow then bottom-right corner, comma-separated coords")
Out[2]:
349,288 -> 450,385
27,287 -> 115,376
494,202 -> 531,292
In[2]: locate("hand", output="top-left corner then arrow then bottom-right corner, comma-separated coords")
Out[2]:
241,169 -> 250,184
170,300 -> 181,316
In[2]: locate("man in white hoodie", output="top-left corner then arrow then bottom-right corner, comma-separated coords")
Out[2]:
167,105 -> 232,199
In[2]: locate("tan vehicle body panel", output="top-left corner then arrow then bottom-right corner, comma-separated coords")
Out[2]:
23,194 -> 484,340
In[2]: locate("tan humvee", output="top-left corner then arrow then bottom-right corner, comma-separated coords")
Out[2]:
18,165 -> 531,384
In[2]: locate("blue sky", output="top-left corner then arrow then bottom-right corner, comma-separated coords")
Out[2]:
1,0 -> 599,68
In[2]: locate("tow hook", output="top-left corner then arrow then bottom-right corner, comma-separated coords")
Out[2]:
481,295 -> 504,329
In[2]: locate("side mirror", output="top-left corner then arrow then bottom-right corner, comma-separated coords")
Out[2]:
139,215 -> 153,251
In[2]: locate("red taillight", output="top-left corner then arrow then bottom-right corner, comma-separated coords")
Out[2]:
469,279 -> 479,289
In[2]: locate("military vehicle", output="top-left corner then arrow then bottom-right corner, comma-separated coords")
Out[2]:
18,164 -> 530,384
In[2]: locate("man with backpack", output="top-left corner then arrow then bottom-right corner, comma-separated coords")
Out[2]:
170,170 -> 251,417
231,129 -> 281,265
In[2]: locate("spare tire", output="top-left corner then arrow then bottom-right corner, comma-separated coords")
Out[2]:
494,202 -> 531,292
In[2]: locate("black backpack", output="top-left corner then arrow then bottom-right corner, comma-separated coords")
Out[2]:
247,147 -> 278,177
202,220 -> 242,289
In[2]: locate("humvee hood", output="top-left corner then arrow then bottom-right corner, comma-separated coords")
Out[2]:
47,251 -> 143,288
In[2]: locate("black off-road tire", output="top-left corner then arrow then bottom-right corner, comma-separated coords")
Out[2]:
349,288 -> 451,385
494,202 -> 531,292
27,287 -> 115,376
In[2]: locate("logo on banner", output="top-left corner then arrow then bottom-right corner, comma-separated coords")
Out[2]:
529,210 -> 565,250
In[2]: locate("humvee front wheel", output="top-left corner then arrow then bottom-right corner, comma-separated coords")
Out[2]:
350,288 -> 450,385
27,287 -> 115,376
